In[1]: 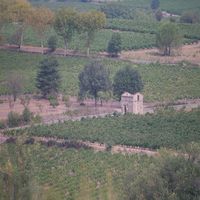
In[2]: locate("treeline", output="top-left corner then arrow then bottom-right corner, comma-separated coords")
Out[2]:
0,0 -> 106,56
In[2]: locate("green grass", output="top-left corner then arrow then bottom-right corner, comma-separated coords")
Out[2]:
6,109 -> 200,149
1,50 -> 200,101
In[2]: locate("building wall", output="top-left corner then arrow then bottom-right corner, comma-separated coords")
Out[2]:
121,93 -> 143,115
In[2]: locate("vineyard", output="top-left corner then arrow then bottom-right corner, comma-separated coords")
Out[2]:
1,50 -> 200,101
30,0 -> 200,14
0,143 -> 153,200
5,109 -> 200,149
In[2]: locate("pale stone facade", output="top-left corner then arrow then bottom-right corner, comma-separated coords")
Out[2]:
120,92 -> 143,114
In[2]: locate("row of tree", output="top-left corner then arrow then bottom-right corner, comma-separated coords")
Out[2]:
36,58 -> 143,105
0,0 -> 106,56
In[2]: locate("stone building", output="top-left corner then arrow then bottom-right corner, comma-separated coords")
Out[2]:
120,92 -> 143,114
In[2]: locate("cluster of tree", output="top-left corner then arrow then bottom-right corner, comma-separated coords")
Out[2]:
123,143 -> 200,200
78,61 -> 143,105
0,0 -> 106,56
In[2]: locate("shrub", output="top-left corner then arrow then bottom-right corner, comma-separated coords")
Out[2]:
107,32 -> 122,57
49,96 -> 59,108
47,35 -> 57,52
180,11 -> 200,24
0,120 -> 6,129
22,107 -> 32,124
7,111 -> 21,127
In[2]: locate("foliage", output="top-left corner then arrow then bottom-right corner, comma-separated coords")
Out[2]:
79,61 -> 111,106
6,72 -> 24,101
48,95 -> 59,108
36,57 -> 60,98
0,141 -> 39,199
54,8 -> 79,54
107,32 -> 122,57
180,10 -> 200,24
155,9 -> 162,21
6,109 -> 200,149
29,6 -> 54,50
7,111 -> 21,127
22,107 -> 32,123
113,65 -> 143,100
123,148 -> 200,200
151,0 -> 160,10
156,22 -> 182,56
79,10 -> 106,56
1,51 -> 200,102
100,4 -> 135,19
8,0 -> 33,48
47,35 -> 57,52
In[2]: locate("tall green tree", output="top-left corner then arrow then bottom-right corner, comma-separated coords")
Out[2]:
54,8 -> 78,56
9,0 -> 33,48
151,0 -> 160,10
79,11 -> 106,56
113,66 -> 143,100
79,61 -> 111,106
107,32 -> 122,57
29,7 -> 54,53
156,22 -> 182,56
36,58 -> 60,98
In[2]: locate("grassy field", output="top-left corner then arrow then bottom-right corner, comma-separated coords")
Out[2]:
1,50 -> 200,101
6,109 -> 200,149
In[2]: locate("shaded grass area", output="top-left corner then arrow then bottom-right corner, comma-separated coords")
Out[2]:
6,109 -> 200,149
0,50 -> 200,101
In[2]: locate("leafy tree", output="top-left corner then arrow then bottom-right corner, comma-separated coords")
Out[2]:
29,7 -> 54,53
0,0 -> 12,41
151,0 -> 160,10
155,9 -> 163,21
79,11 -> 106,56
107,32 -> 122,57
6,72 -> 24,102
113,66 -> 143,100
9,0 -> 32,48
156,22 -> 182,56
79,61 -> 111,106
54,8 -> 78,56
36,58 -> 60,98
47,35 -> 57,52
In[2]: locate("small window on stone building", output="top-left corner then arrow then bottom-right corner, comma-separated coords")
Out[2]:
137,95 -> 139,101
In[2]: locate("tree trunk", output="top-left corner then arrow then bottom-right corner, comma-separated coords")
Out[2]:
19,30 -> 23,49
86,37 -> 90,57
41,40 -> 44,54
64,39 -> 67,56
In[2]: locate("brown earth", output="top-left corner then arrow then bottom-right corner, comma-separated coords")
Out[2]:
120,42 -> 200,65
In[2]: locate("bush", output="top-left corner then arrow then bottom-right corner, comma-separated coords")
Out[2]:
0,120 -> 6,129
47,35 -> 57,52
107,32 -> 122,57
22,107 -> 32,124
180,11 -> 200,24
7,111 -> 21,127
48,96 -> 59,108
